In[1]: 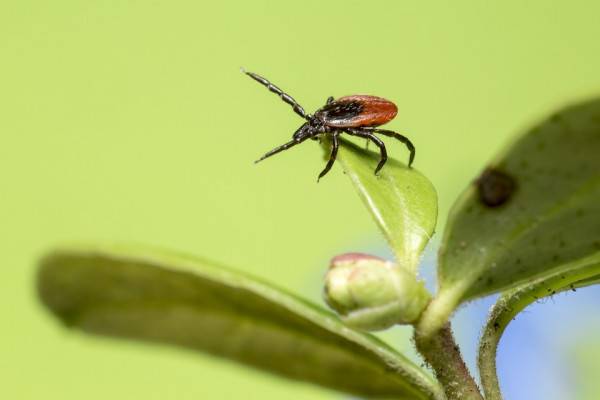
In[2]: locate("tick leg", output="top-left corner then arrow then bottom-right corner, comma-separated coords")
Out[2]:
318,132 -> 340,181
370,128 -> 415,167
345,128 -> 387,175
255,138 -> 305,163
365,134 -> 387,175
326,96 -> 334,105
242,69 -> 309,120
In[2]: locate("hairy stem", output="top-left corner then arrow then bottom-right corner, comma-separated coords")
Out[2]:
478,296 -> 509,400
414,323 -> 483,400
478,258 -> 600,400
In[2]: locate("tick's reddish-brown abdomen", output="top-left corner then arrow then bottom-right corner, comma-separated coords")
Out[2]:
315,95 -> 397,128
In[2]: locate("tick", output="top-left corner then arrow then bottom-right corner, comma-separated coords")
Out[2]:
243,70 -> 415,180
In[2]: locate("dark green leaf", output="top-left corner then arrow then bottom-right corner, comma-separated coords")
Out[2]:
420,98 -> 600,336
38,244 -> 443,400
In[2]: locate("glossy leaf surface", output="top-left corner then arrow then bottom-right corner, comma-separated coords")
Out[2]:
329,138 -> 438,272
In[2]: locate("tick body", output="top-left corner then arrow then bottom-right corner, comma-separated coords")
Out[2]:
244,70 -> 415,180
315,95 -> 398,128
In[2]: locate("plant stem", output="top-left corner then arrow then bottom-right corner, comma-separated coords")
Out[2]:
478,260 -> 600,400
478,299 -> 507,400
414,323 -> 483,400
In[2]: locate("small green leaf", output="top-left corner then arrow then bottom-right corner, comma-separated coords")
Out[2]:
38,244 -> 443,400
327,138 -> 438,272
477,252 -> 600,400
420,98 -> 600,337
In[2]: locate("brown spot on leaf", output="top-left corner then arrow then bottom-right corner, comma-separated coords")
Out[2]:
477,167 -> 517,207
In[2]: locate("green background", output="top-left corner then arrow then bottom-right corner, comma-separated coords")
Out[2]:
2,1 -> 599,399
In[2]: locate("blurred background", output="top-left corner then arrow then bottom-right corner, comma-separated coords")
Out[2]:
2,1 -> 599,399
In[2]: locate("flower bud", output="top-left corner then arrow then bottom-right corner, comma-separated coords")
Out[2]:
323,253 -> 431,331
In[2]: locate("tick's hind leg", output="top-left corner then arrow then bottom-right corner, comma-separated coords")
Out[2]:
345,128 -> 388,175
318,132 -> 340,181
370,128 -> 415,167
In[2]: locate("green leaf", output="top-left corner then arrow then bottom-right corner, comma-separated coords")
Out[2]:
419,98 -> 600,337
327,137 -> 438,272
38,244 -> 443,400
477,252 -> 600,400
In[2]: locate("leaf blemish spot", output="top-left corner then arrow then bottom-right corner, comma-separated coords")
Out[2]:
476,167 -> 517,208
